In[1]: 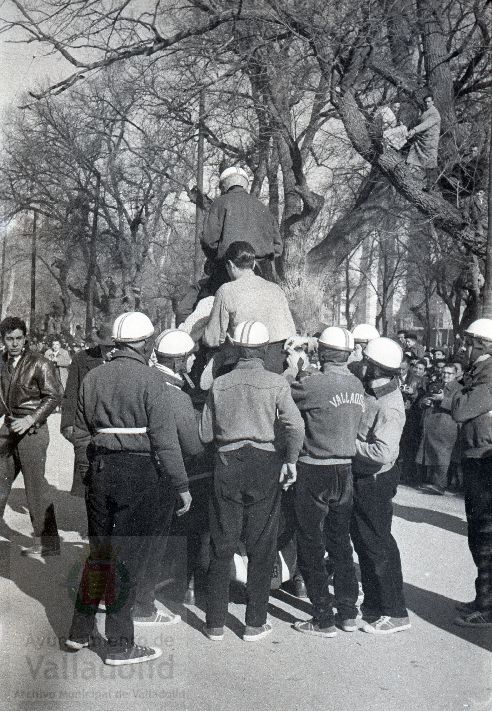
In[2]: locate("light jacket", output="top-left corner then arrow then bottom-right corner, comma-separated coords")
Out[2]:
452,355 -> 492,459
353,378 -> 406,477
74,349 -> 189,492
199,358 -> 304,463
407,105 -> 441,168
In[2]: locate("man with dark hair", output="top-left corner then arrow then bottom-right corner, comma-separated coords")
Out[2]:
60,322 -> 115,496
405,332 -> 425,359
406,92 -> 441,191
0,316 -> 63,558
203,241 -> 296,373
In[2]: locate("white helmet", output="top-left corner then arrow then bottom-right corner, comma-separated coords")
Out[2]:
351,323 -> 380,344
112,312 -> 154,343
364,337 -> 402,372
232,321 -> 269,347
155,329 -> 195,357
465,318 -> 492,342
219,166 -> 250,191
318,326 -> 354,352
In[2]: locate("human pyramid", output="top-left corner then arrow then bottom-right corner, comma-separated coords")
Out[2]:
0,166 -> 490,668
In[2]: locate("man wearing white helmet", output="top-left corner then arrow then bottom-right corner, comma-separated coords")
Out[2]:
200,320 -> 304,642
451,318 -> 492,628
134,329 -> 205,619
351,337 -> 410,634
201,166 -> 283,288
348,323 -> 380,380
66,313 -> 191,666
290,327 -> 365,638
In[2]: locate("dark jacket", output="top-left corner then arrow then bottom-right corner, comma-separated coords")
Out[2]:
0,349 -> 62,425
154,367 -> 204,468
61,345 -> 106,431
201,186 -> 283,261
291,363 -> 365,462
74,349 -> 189,492
452,355 -> 492,459
416,380 -> 462,467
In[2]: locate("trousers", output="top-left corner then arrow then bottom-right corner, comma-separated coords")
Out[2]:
463,458 -> 492,611
295,462 -> 358,625
351,465 -> 408,618
69,452 -> 160,649
206,446 -> 282,628
0,423 -> 59,546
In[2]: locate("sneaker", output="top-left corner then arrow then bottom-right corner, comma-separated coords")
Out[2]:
133,611 -> 181,625
293,619 -> 337,638
455,600 -> 478,614
65,638 -> 90,651
454,610 -> 492,628
203,624 -> 224,641
336,615 -> 358,632
21,544 -> 61,560
243,622 -> 273,642
361,615 -> 411,635
105,644 -> 162,666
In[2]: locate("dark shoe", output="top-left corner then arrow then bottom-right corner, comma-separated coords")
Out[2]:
293,619 -> 337,638
105,644 -> 162,666
455,600 -> 478,614
292,575 -> 308,598
203,624 -> 224,641
454,611 -> 492,628
243,623 -> 273,642
361,615 -> 411,634
423,484 -> 445,496
335,615 -> 358,632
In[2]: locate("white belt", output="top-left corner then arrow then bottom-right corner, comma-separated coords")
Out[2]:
96,427 -> 147,434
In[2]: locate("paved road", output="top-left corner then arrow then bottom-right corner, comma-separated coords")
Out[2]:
0,415 -> 490,711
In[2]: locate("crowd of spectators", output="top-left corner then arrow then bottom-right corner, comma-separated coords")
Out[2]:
397,331 -> 467,494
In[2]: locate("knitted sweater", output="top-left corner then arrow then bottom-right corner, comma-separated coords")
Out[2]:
290,363 -> 365,463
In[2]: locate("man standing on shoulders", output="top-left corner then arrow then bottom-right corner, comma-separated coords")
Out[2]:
351,337 -> 410,634
201,166 -> 283,288
452,319 -> 492,628
203,241 -> 296,373
0,317 -> 62,559
291,327 -> 365,638
200,321 -> 304,642
66,312 -> 191,666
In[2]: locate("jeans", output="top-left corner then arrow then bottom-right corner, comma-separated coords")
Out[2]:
351,465 -> 408,619
134,477 -> 176,615
463,458 -> 492,611
0,423 -> 59,547
295,462 -> 358,625
206,446 -> 282,628
69,452 -> 160,649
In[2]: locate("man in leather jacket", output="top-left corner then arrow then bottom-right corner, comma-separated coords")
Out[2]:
0,316 -> 63,558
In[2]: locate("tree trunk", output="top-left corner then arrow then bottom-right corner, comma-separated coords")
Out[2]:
482,129 -> 492,318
